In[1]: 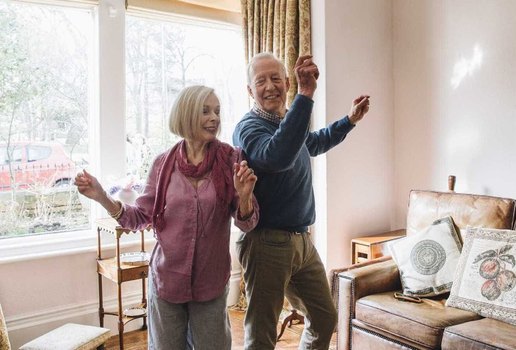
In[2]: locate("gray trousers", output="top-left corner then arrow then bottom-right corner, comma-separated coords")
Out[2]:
236,228 -> 337,350
147,270 -> 231,350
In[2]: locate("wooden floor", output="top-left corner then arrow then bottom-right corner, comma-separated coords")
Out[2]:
105,309 -> 337,349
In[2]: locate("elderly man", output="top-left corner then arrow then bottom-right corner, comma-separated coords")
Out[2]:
233,52 -> 370,350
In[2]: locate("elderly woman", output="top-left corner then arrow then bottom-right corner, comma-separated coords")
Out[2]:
75,85 -> 259,350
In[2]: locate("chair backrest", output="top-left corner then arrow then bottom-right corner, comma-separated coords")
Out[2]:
0,304 -> 11,350
406,190 -> 516,237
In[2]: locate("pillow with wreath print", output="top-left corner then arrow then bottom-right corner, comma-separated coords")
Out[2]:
388,216 -> 462,297
446,226 -> 516,325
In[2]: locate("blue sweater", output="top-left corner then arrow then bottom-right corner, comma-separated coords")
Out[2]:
232,94 -> 355,232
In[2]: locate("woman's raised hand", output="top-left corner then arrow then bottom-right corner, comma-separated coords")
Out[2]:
74,169 -> 106,202
233,160 -> 257,201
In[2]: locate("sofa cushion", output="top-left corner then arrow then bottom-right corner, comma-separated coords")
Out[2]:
389,216 -> 462,297
446,226 -> 516,326
355,291 -> 481,349
352,322 -> 429,350
442,318 -> 516,350
406,191 -> 516,236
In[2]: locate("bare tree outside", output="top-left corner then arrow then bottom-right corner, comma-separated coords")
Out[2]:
124,14 -> 247,184
0,2 -> 91,237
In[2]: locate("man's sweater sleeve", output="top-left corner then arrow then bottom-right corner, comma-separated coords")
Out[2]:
233,95 -> 314,172
305,116 -> 355,156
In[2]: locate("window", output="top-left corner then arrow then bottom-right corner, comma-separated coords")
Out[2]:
0,1 -> 248,242
0,146 -> 23,165
124,12 -> 247,184
27,146 -> 52,162
0,1 -> 93,238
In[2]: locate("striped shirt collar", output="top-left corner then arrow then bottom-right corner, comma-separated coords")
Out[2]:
251,104 -> 284,125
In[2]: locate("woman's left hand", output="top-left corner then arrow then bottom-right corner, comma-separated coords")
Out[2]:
233,160 -> 257,201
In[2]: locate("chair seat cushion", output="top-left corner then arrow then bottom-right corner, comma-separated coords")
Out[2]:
19,323 -> 110,350
355,291 -> 481,349
442,318 -> 516,350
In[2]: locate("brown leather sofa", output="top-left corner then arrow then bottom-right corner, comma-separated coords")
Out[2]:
334,190 -> 516,350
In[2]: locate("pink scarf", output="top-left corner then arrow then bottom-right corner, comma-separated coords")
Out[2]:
152,139 -> 235,232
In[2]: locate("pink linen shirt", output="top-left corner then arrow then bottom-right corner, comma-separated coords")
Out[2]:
118,158 -> 258,304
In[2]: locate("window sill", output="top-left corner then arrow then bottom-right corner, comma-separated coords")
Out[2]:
0,228 -> 156,264
1,224 -> 242,265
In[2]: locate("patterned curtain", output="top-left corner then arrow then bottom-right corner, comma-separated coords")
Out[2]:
241,0 -> 312,105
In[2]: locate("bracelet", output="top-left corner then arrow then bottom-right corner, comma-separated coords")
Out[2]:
109,200 -> 124,220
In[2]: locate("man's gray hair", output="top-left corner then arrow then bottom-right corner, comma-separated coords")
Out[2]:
246,52 -> 287,85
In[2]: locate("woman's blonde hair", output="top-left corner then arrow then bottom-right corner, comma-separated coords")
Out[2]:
169,85 -> 217,140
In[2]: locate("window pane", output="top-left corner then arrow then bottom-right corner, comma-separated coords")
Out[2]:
0,2 -> 93,238
28,145 -> 52,162
124,14 -> 247,185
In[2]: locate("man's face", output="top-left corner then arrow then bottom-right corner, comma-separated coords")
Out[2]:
247,58 -> 290,116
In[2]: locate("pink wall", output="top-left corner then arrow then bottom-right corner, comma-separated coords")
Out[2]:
393,0 -> 516,227
312,0 -> 395,269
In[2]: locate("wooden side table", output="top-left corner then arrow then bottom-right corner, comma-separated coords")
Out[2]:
96,218 -> 152,350
351,229 -> 406,264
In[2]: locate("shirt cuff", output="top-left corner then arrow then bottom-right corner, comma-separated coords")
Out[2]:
343,115 -> 356,128
237,207 -> 254,221
295,93 -> 315,104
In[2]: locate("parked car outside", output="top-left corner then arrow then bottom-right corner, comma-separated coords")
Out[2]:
0,141 -> 77,191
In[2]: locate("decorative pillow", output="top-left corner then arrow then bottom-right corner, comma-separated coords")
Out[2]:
446,226 -> 516,325
388,216 -> 462,297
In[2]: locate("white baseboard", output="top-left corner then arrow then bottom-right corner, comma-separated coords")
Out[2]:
7,291 -> 144,331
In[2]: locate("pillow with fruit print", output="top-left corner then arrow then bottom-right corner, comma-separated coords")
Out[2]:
446,226 -> 516,325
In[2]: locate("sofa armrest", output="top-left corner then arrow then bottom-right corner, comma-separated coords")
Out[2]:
336,258 -> 401,350
328,255 -> 393,311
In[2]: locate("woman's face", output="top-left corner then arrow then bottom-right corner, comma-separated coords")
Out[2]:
195,92 -> 220,143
